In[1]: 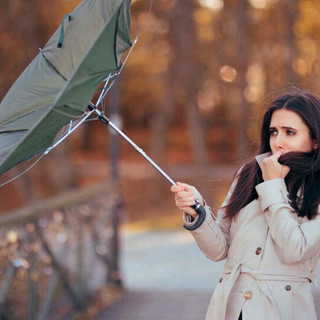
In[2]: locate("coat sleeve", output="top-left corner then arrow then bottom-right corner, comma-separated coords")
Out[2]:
256,178 -> 320,264
183,179 -> 237,262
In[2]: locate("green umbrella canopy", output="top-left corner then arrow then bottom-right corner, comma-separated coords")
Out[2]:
0,0 -> 131,176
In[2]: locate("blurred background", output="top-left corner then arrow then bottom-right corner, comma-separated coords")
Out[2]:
0,0 -> 320,319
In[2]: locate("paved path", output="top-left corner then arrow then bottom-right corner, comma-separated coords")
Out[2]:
119,230 -> 225,291
96,230 -> 219,320
96,290 -> 211,320
96,229 -> 320,320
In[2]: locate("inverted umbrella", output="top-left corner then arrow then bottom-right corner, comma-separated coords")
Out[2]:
0,0 -> 131,174
0,0 -> 205,228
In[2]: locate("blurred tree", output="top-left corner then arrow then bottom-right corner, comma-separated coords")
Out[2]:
149,1 -> 175,165
151,1 -> 208,167
283,0 -> 299,83
233,0 -> 250,160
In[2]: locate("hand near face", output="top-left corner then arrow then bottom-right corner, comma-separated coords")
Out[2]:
171,182 -> 204,218
261,150 -> 290,181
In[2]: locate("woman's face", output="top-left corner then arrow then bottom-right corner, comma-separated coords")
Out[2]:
269,109 -> 317,155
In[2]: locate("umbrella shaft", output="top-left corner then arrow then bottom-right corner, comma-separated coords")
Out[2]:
89,105 -> 176,186
88,105 -> 206,228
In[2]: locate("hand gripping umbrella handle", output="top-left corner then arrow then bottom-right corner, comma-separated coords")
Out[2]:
186,200 -> 206,231
88,103 -> 206,230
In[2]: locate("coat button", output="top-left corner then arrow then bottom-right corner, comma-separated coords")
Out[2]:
255,247 -> 262,255
285,285 -> 291,291
244,291 -> 253,300
219,277 -> 223,283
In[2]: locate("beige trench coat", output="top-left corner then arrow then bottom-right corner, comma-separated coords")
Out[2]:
184,153 -> 320,320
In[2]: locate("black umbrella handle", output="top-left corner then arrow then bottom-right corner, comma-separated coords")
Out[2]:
183,200 -> 206,231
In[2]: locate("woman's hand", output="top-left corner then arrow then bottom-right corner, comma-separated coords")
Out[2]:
261,150 -> 290,181
171,182 -> 204,218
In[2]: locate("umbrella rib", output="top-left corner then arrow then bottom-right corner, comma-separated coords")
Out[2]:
52,108 -> 88,119
0,152 -> 46,187
134,0 -> 154,39
95,36 -> 139,111
96,73 -> 114,108
44,109 -> 94,155
0,109 -> 94,187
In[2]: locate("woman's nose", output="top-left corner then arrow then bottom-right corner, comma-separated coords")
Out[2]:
274,134 -> 285,150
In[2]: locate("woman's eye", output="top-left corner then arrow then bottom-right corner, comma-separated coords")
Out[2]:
269,129 -> 277,136
286,130 -> 295,136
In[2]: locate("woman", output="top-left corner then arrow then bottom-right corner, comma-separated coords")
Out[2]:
171,90 -> 320,320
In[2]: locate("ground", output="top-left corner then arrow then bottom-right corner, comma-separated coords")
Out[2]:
94,227 -> 320,320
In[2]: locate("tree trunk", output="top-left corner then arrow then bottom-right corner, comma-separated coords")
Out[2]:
284,0 -> 299,83
235,0 -> 250,161
150,61 -> 175,164
151,1 -> 208,168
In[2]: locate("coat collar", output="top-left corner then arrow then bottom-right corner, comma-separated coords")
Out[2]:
255,152 -> 272,170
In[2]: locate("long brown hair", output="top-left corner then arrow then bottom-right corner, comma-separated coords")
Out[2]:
224,90 -> 320,220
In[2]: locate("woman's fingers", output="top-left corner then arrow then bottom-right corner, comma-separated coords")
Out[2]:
177,182 -> 199,194
176,190 -> 195,199
173,188 -> 197,203
175,198 -> 197,208
171,185 -> 182,192
282,165 -> 290,177
171,182 -> 190,193
178,206 -> 198,216
171,182 -> 203,216
273,150 -> 285,159
174,191 -> 196,206
261,152 -> 290,180
177,182 -> 204,206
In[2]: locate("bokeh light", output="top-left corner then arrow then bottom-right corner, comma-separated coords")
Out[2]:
244,63 -> 265,102
248,0 -> 268,9
219,65 -> 237,83
199,0 -> 224,11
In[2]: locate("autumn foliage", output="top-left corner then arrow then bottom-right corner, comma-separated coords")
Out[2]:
0,0 -> 320,212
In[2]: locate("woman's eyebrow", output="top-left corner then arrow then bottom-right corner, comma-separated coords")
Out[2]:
269,126 -> 297,131
280,126 -> 298,131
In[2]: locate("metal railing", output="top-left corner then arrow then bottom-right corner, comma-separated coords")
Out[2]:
0,181 -> 122,320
